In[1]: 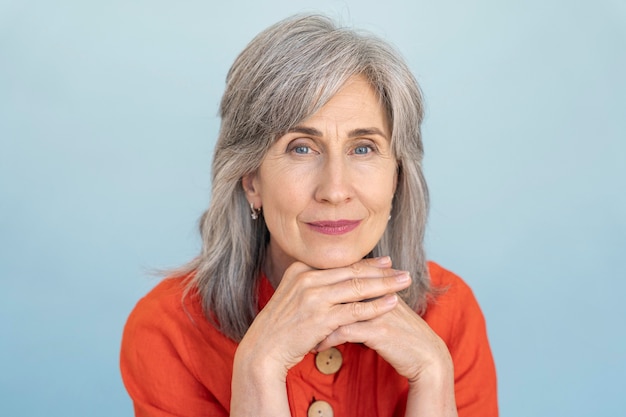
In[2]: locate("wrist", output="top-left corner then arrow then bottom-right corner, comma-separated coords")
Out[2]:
405,356 -> 456,417
231,345 -> 290,416
234,337 -> 288,383
407,336 -> 454,385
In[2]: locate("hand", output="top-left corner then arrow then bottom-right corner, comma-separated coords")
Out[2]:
315,292 -> 457,416
235,256 -> 412,380
316,296 -> 451,383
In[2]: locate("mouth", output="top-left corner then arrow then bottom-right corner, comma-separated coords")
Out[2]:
306,220 -> 361,235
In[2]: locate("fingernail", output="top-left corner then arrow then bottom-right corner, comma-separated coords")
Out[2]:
395,272 -> 410,283
385,294 -> 398,305
376,256 -> 391,265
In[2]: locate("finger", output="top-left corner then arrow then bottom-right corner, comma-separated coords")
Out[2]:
315,321 -> 372,352
325,271 -> 411,304
344,256 -> 394,280
304,260 -> 407,288
279,260 -> 406,300
292,256 -> 391,275
360,255 -> 392,268
282,260 -> 316,279
279,257 -> 391,290
328,293 -> 399,328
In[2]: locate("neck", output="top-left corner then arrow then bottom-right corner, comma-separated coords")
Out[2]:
263,242 -> 292,289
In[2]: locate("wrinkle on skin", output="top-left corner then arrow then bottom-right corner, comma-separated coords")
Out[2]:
242,75 -> 398,286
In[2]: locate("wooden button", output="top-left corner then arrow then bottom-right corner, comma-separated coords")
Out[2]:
315,347 -> 343,375
307,400 -> 334,417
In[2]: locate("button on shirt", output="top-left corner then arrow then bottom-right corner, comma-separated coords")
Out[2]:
315,347 -> 343,375
287,343 -> 410,416
308,400 -> 333,417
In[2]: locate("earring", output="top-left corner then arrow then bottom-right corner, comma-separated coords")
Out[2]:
250,202 -> 261,220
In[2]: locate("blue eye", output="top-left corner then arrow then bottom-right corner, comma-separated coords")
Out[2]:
293,145 -> 311,154
354,145 -> 372,155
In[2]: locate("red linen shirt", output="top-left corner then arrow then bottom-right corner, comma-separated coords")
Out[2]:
120,262 -> 498,416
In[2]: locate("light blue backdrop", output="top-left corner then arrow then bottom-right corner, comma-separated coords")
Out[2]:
1,0 -> 624,415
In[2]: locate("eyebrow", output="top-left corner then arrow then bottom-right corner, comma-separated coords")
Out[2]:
287,126 -> 322,136
287,126 -> 389,140
348,128 -> 389,140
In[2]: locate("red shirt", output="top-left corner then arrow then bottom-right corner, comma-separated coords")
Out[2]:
120,262 -> 498,416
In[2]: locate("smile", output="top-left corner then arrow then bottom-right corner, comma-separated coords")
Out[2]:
306,220 -> 361,235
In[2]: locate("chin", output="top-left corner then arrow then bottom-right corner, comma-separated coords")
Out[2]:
305,251 -> 370,270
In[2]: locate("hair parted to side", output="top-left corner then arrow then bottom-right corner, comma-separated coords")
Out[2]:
180,14 -> 431,341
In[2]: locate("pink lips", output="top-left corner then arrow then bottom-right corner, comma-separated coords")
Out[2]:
306,220 -> 361,235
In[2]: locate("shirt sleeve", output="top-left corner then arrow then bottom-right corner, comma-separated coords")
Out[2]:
425,263 -> 499,417
120,288 -> 230,417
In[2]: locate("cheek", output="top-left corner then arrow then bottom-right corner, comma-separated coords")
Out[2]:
258,163 -> 314,211
259,183 -> 307,231
363,169 -> 396,208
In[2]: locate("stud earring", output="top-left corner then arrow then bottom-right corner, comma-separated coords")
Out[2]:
250,203 -> 261,220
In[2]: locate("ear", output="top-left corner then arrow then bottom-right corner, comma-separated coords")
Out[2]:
241,172 -> 262,207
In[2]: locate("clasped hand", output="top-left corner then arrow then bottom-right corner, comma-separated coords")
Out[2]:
237,256 -> 451,385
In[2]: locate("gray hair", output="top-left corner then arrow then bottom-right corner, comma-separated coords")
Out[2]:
181,14 -> 431,341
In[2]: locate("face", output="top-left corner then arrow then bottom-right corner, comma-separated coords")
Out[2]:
243,75 -> 397,283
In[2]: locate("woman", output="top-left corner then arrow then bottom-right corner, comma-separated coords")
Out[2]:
121,14 -> 498,417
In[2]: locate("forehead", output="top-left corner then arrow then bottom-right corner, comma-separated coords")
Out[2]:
297,75 -> 390,134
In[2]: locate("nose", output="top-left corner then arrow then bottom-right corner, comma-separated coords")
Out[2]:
314,156 -> 353,204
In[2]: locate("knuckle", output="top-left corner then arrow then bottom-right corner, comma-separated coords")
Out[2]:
298,271 -> 317,288
349,262 -> 363,277
349,277 -> 365,298
337,325 -> 351,338
350,301 -> 365,319
285,260 -> 308,276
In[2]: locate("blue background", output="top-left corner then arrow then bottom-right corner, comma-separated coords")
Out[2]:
1,0 -> 624,415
